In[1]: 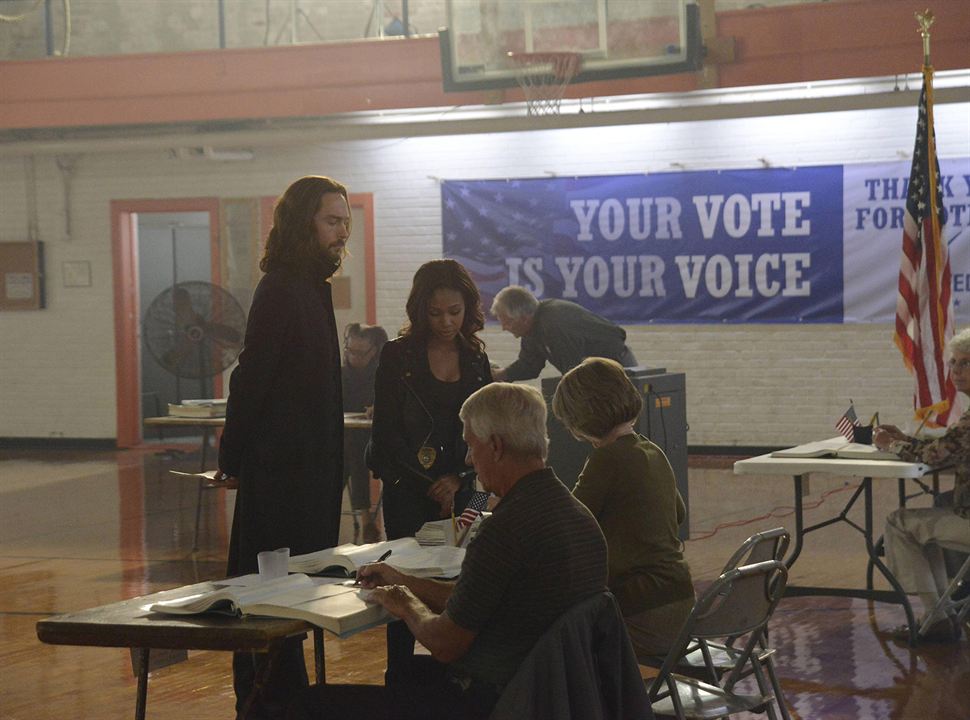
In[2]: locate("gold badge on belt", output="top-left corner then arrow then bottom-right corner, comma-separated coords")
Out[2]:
417,446 -> 437,470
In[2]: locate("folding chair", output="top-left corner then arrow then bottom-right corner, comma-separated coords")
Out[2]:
919,545 -> 970,638
648,560 -> 789,720
719,527 -> 790,572
677,529 -> 792,720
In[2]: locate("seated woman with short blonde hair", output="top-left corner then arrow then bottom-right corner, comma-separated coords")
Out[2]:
552,357 -> 694,659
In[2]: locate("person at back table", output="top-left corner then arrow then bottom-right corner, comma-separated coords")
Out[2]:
489,285 -> 638,381
217,175 -> 351,719
874,326 -> 970,643
286,383 -> 609,720
342,322 -> 388,543
552,357 -> 694,660
367,259 -> 492,683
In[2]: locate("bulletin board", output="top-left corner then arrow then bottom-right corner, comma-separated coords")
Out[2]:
0,241 -> 45,310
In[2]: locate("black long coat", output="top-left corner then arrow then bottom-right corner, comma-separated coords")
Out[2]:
219,266 -> 343,575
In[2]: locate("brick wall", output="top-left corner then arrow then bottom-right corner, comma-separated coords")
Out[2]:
1,101 -> 967,443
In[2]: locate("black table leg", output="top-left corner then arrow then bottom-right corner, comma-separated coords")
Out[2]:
134,647 -> 150,720
314,628 -> 325,683
786,475 -> 806,569
862,478 -> 918,645
192,427 -> 211,551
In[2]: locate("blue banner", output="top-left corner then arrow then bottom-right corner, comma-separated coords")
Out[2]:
443,167 -> 845,323
443,160 -> 970,324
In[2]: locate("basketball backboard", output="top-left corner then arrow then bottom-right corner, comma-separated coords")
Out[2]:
440,0 -> 701,92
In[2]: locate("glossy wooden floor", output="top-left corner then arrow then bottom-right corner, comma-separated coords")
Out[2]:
2,444 -> 968,719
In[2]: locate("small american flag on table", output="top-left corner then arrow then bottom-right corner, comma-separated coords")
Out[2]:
836,405 -> 861,442
457,491 -> 490,529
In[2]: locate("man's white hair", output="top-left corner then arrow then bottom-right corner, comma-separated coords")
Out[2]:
490,286 -> 539,320
460,383 -> 548,461
950,327 -> 970,355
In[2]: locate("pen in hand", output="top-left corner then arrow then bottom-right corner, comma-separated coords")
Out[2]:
354,549 -> 393,586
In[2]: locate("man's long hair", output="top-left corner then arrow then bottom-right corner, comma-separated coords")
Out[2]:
260,176 -> 349,277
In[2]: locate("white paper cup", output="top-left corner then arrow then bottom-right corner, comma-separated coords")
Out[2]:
257,547 -> 290,581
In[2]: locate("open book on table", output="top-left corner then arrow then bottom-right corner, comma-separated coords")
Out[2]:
148,574 -> 389,637
770,436 -> 900,461
288,537 -> 465,578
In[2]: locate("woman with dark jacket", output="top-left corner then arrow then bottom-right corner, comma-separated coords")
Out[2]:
368,259 -> 491,682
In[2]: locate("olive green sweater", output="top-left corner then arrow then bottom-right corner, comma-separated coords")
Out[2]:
572,433 -> 694,616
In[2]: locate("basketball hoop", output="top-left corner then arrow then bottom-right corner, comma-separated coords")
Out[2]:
506,51 -> 582,117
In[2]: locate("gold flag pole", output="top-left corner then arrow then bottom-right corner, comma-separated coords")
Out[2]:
916,9 -> 946,376
915,9 -> 934,68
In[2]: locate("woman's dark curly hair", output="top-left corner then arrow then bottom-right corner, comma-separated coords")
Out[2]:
401,260 -> 486,354
260,176 -> 349,274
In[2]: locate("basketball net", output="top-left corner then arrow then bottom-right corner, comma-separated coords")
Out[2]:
507,52 -> 582,117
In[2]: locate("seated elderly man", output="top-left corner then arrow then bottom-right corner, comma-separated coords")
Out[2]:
874,327 -> 970,642
286,383 -> 608,720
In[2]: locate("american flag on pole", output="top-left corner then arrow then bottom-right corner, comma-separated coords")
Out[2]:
457,491 -> 489,529
836,404 -> 861,442
893,61 -> 958,429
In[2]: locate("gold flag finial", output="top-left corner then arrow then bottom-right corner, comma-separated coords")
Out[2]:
915,9 -> 935,65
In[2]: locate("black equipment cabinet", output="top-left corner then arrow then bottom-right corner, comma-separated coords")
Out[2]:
542,368 -> 689,539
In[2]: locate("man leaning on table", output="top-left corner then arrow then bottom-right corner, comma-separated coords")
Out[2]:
874,326 -> 970,643
286,383 -> 610,720
489,285 -> 638,381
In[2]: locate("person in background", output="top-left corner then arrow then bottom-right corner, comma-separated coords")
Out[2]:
489,285 -> 638,381
286,383 -> 610,720
368,259 -> 492,683
342,322 -> 388,543
874,326 -> 970,643
552,357 -> 694,660
217,176 -> 351,719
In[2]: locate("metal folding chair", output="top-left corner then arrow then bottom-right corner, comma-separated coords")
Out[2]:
648,560 -> 789,720
671,529 -> 792,719
919,545 -> 970,638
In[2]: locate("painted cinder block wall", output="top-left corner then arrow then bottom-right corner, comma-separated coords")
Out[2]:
1,100 -> 967,445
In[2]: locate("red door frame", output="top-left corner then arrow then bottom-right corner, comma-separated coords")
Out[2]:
111,198 -> 222,448
114,193 -> 375,448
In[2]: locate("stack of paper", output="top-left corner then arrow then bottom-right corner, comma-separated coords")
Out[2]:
168,399 -> 227,418
416,519 -> 453,546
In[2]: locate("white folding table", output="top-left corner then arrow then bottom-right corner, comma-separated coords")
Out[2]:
734,451 -> 936,645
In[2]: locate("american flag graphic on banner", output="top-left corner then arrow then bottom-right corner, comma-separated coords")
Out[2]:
836,405 -> 861,442
893,64 -> 958,429
457,491 -> 489,529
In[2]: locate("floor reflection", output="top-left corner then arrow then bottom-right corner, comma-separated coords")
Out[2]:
1,447 -> 967,719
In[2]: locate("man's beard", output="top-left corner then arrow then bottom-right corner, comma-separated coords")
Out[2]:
311,245 -> 343,280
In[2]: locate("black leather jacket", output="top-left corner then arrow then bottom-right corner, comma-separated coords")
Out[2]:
368,334 -> 491,494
